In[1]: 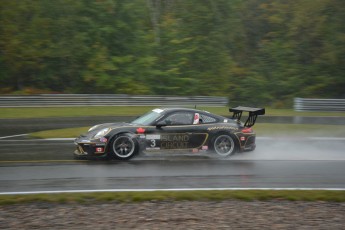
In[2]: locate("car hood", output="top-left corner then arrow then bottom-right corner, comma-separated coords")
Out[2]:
92,122 -> 134,130
81,122 -> 134,139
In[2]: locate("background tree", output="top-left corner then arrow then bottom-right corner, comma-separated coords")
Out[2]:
0,0 -> 344,107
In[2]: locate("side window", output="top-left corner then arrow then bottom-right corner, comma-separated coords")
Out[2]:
163,112 -> 193,125
200,114 -> 217,124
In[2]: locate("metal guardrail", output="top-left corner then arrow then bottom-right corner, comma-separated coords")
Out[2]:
294,98 -> 345,112
0,94 -> 228,107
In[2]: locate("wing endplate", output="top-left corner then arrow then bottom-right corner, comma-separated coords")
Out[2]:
229,106 -> 265,127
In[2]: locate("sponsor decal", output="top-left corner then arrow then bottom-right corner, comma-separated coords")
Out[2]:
160,134 -> 189,149
99,137 -> 108,143
161,142 -> 188,149
146,147 -> 160,150
136,127 -> 146,134
95,147 -> 104,152
202,145 -> 208,150
161,134 -> 189,142
146,134 -> 161,140
240,136 -> 246,141
192,148 -> 199,153
207,126 -> 238,131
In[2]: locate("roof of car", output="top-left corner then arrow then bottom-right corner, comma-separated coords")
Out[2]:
156,107 -> 226,119
158,107 -> 208,113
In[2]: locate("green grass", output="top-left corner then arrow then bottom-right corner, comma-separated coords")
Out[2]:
0,190 -> 344,205
1,106 -> 345,119
263,108 -> 345,117
29,123 -> 345,139
0,106 -> 156,119
2,106 -> 343,138
30,127 -> 90,139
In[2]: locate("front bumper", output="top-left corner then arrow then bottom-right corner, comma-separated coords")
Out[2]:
74,138 -> 108,157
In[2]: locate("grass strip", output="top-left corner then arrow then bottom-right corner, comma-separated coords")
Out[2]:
0,190 -> 345,205
1,106 -> 345,119
254,123 -> 345,137
29,127 -> 89,139
0,106 -> 156,119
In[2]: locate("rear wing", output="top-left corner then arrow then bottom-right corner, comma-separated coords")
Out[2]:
229,106 -> 265,127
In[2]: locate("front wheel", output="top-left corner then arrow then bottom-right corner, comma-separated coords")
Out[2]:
110,134 -> 139,160
212,134 -> 237,157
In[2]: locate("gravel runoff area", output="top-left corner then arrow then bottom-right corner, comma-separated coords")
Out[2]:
1,200 -> 345,229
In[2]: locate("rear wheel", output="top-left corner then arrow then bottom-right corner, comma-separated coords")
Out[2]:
110,134 -> 139,160
212,134 -> 237,157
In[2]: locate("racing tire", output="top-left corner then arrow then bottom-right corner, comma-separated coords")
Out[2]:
212,134 -> 237,158
110,133 -> 139,160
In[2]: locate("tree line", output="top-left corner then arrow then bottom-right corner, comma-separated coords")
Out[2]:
1,0 -> 344,107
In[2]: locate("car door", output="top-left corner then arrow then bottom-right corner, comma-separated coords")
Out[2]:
144,111 -> 207,151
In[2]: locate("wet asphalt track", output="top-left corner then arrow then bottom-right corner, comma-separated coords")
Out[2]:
0,138 -> 345,193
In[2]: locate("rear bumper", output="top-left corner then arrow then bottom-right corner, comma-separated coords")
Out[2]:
238,135 -> 256,152
242,143 -> 256,152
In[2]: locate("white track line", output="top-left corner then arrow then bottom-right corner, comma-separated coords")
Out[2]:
0,138 -> 74,142
0,134 -> 28,140
44,138 -> 75,141
1,188 -> 345,195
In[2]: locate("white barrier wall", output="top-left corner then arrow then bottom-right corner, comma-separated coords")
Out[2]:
294,98 -> 345,112
0,94 -> 228,107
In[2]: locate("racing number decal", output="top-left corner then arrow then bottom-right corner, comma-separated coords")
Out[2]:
145,134 -> 190,150
145,134 -> 161,150
150,139 -> 156,148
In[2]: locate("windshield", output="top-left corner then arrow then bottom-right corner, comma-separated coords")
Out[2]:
131,110 -> 163,125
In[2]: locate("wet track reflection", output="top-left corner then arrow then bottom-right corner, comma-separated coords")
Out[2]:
0,138 -> 344,161
0,138 -> 345,193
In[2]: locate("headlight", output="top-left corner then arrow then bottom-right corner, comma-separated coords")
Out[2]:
93,128 -> 110,139
88,125 -> 100,132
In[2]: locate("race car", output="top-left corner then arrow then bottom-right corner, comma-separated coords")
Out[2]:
74,106 -> 265,160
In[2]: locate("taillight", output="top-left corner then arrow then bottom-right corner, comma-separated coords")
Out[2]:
242,127 -> 253,133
